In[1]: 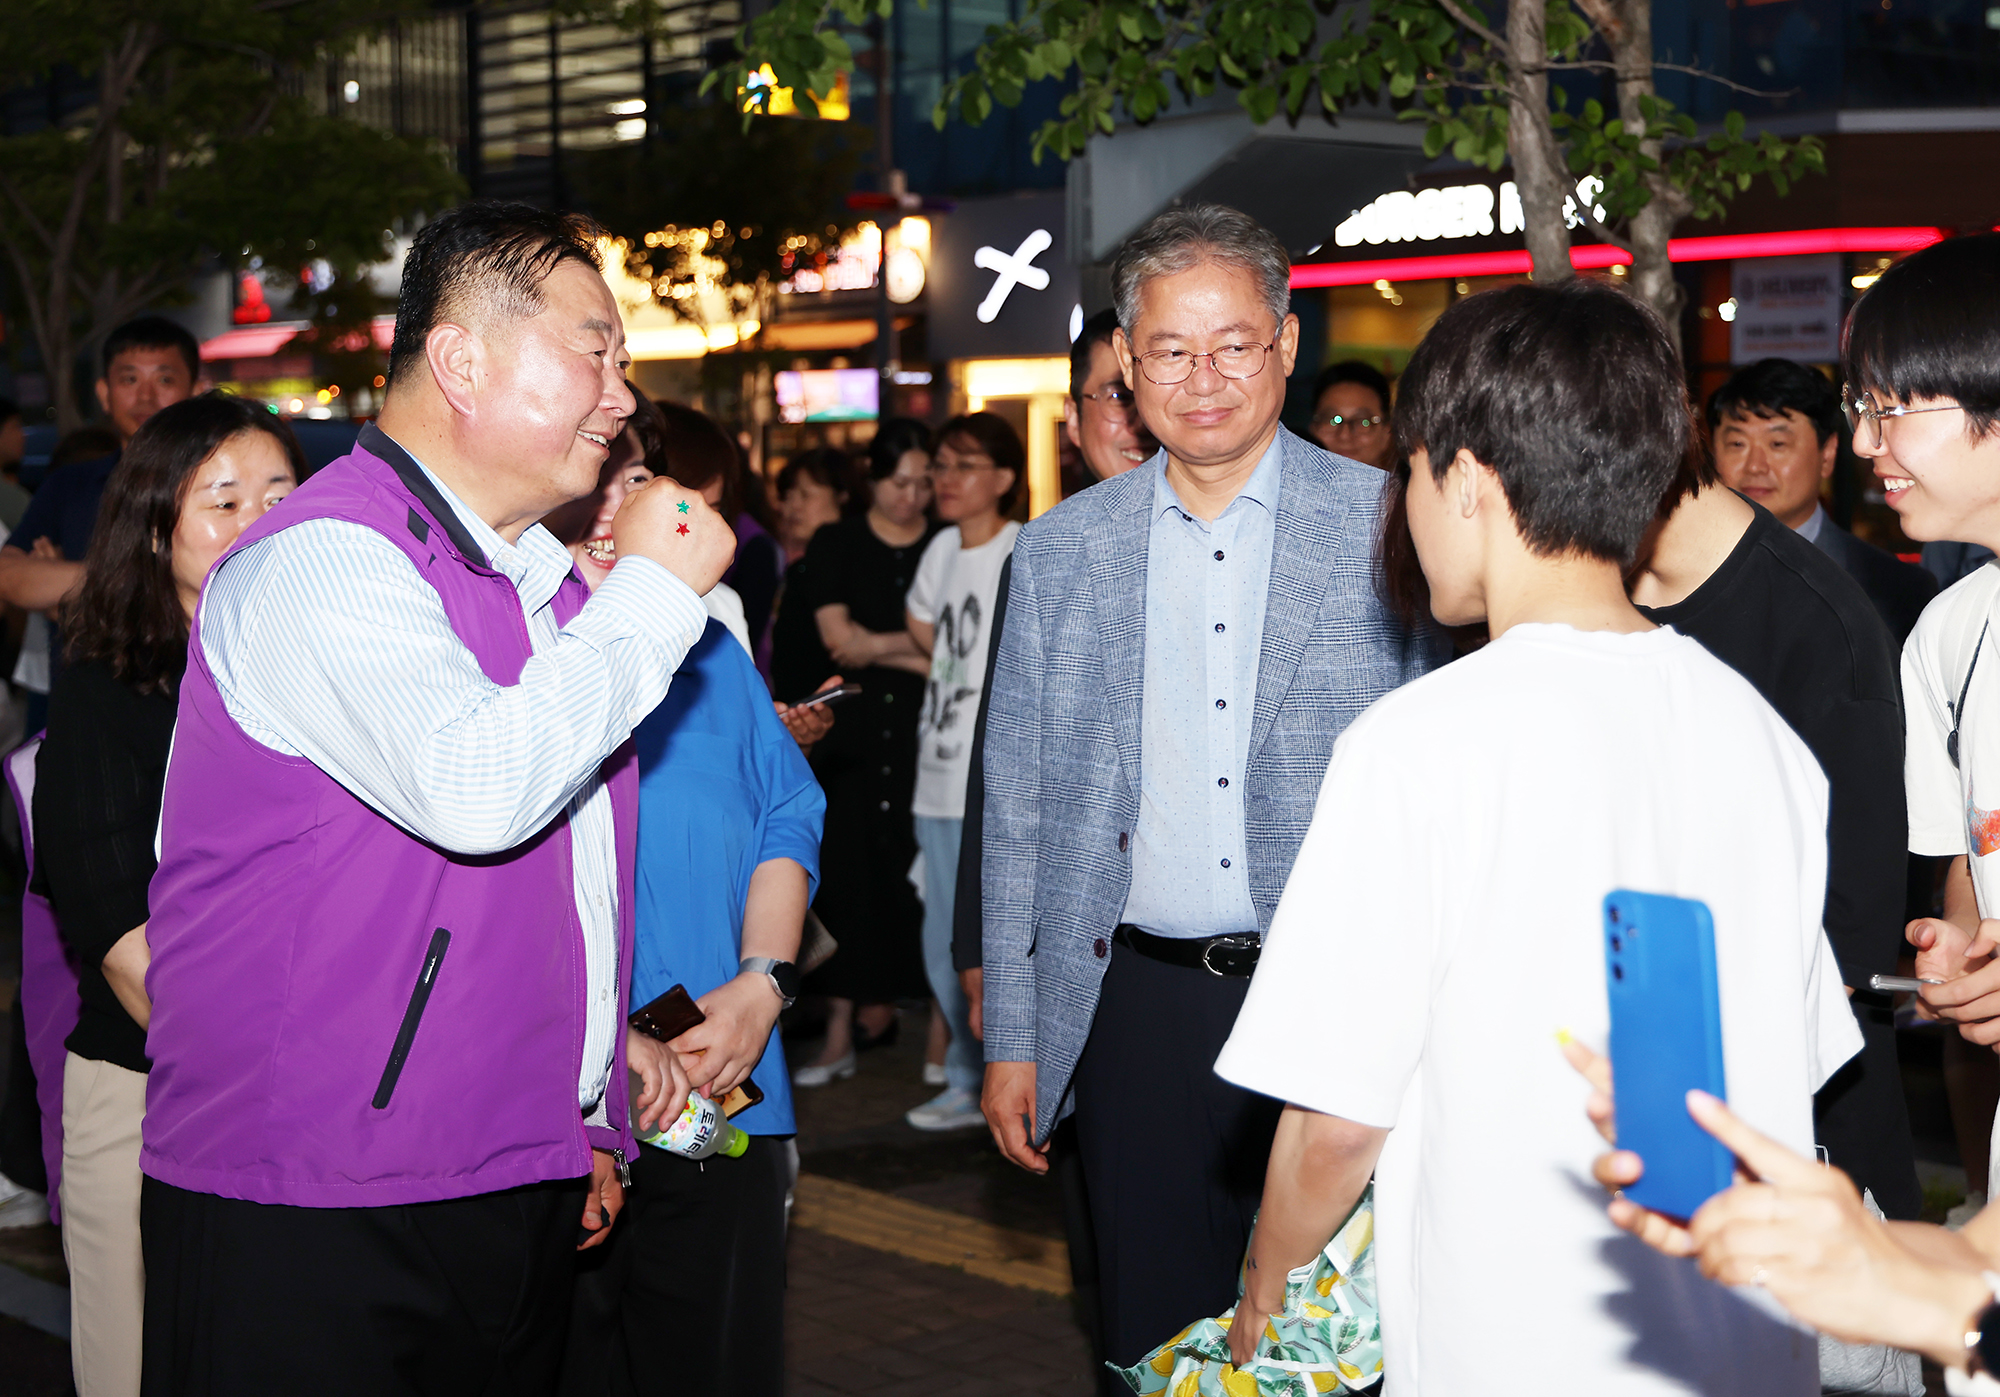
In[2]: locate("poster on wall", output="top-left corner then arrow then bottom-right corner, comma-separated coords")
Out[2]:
1730,254 -> 1841,364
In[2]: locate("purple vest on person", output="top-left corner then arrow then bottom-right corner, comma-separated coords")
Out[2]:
142,428 -> 637,1208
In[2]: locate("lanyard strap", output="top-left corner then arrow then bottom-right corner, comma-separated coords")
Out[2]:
1950,620 -> 1989,771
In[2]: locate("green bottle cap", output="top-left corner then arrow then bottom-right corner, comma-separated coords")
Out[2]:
721,1126 -> 750,1158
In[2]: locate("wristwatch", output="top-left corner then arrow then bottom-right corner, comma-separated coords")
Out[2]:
741,956 -> 799,1009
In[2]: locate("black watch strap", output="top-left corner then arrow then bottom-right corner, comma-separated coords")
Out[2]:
1975,1296 -> 2000,1377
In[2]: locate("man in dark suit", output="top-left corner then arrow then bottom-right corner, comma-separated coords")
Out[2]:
1710,357 -> 1937,643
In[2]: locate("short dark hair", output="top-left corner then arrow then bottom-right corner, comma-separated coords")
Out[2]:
1069,309 -> 1121,402
1707,358 -> 1841,445
1310,360 -> 1392,415
389,202 -> 605,385
1395,279 -> 1690,567
935,412 -> 1025,513
776,447 -> 858,508
65,393 -> 305,693
1844,232 -> 2000,438
866,417 -> 932,481
101,315 -> 200,382
0,397 -> 19,427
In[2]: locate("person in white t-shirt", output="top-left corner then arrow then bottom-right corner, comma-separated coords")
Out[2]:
1212,279 -> 1858,1396
903,413 -> 1023,1132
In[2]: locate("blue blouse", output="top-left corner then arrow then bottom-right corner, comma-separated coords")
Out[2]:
631,619 -> 825,1135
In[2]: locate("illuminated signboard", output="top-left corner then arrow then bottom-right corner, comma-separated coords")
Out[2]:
775,368 -> 879,423
1334,178 -> 1607,248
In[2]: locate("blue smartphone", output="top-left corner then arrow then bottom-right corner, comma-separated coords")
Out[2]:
1603,890 -> 1733,1220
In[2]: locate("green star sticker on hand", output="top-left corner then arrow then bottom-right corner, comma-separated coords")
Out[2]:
677,499 -> 690,514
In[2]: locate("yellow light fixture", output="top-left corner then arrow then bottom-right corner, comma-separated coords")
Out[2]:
741,66 -> 850,120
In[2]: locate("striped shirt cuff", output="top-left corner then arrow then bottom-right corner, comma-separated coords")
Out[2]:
572,556 -> 709,664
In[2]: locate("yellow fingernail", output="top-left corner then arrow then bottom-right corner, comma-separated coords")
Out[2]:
1555,1028 -> 1574,1046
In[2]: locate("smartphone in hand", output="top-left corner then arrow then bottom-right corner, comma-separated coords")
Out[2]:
1604,890 -> 1733,1221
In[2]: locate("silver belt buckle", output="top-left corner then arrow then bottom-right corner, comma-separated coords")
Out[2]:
1200,935 -> 1260,977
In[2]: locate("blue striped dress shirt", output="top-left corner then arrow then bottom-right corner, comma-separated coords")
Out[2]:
1118,437 -> 1281,939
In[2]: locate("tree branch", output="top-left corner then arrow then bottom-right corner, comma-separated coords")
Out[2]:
1431,0 -> 1507,54
1578,202 -> 1634,254
1540,57 -> 1798,98
0,167 -> 57,255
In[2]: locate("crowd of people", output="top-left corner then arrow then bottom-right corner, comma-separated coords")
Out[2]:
0,190 -> 1998,1397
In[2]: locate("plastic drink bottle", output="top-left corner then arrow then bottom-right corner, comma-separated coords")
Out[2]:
639,1090 -> 750,1160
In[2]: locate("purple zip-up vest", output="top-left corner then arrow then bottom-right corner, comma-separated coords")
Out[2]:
142,425 -> 636,1207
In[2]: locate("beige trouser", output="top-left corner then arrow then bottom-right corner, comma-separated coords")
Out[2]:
60,1052 -> 146,1397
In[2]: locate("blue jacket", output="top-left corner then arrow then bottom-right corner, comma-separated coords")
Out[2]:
632,619 -> 825,1136
980,429 -> 1439,1141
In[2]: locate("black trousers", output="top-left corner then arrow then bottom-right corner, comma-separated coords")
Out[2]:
1070,947 -> 1283,1370
0,1006 -> 46,1192
560,1135 -> 790,1397
141,1173 -> 587,1397
1815,996 -> 1923,1221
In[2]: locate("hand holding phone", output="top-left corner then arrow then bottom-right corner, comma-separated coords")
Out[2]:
789,681 -> 862,711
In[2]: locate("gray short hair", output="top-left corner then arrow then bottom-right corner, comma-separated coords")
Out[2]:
1112,204 -> 1292,337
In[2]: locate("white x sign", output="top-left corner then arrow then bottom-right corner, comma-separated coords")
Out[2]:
973,229 -> 1053,324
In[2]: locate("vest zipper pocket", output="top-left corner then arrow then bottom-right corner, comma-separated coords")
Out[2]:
372,928 -> 451,1109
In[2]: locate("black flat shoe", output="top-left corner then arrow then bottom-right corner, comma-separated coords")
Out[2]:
854,1016 -> 901,1052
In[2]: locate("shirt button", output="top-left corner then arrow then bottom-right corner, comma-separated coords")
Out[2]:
879,800 -> 891,812
1093,938 -> 1107,958
884,693 -> 894,704
1213,550 -> 1224,561
1217,777 -> 1228,788
1215,699 -> 1226,710
881,765 -> 892,776
1220,858 -> 1231,869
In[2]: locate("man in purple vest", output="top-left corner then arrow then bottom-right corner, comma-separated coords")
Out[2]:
138,203 -> 737,1393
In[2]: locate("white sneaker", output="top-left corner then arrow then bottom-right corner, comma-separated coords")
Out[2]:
905,1085 -> 983,1132
0,1172 -> 48,1230
792,1051 -> 856,1088
922,1061 -> 948,1087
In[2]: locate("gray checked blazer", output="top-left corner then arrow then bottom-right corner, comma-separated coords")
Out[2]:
980,426 -> 1440,1143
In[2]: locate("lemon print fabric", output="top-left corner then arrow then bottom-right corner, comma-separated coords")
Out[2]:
1112,1184 -> 1383,1396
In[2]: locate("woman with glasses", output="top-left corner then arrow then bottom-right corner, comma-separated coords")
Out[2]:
1580,233 -> 2000,1389
1306,360 -> 1394,470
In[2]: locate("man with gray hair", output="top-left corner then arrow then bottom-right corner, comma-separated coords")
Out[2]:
978,203 -> 1437,1365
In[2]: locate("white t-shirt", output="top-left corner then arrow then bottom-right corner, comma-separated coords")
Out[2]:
1902,562 -> 2000,1197
1216,623 -> 1857,1397
907,520 -> 1020,820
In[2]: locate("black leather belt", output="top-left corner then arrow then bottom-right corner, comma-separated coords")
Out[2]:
1113,924 -> 1261,978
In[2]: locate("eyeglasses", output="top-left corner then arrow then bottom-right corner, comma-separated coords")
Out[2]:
1079,385 -> 1137,413
1841,385 -> 1965,451
1135,341 -> 1276,387
1319,413 -> 1385,432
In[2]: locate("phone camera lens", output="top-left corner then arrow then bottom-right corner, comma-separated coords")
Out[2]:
1608,907 -> 1621,924
1610,935 -> 1622,952
1611,963 -> 1624,981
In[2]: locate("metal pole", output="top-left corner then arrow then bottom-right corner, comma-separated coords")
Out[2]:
874,16 -> 896,414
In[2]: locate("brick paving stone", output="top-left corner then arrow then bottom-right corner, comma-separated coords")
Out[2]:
786,1227 -> 1094,1397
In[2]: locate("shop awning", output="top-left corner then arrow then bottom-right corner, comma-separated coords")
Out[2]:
201,322 -> 309,361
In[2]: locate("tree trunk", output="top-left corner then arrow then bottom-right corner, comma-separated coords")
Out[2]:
1587,0 -> 1692,352
1506,0 -> 1574,284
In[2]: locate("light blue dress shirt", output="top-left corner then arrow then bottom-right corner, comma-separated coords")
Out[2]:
1119,437 -> 1282,939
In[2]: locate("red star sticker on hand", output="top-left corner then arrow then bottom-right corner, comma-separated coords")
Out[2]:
676,522 -> 689,536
